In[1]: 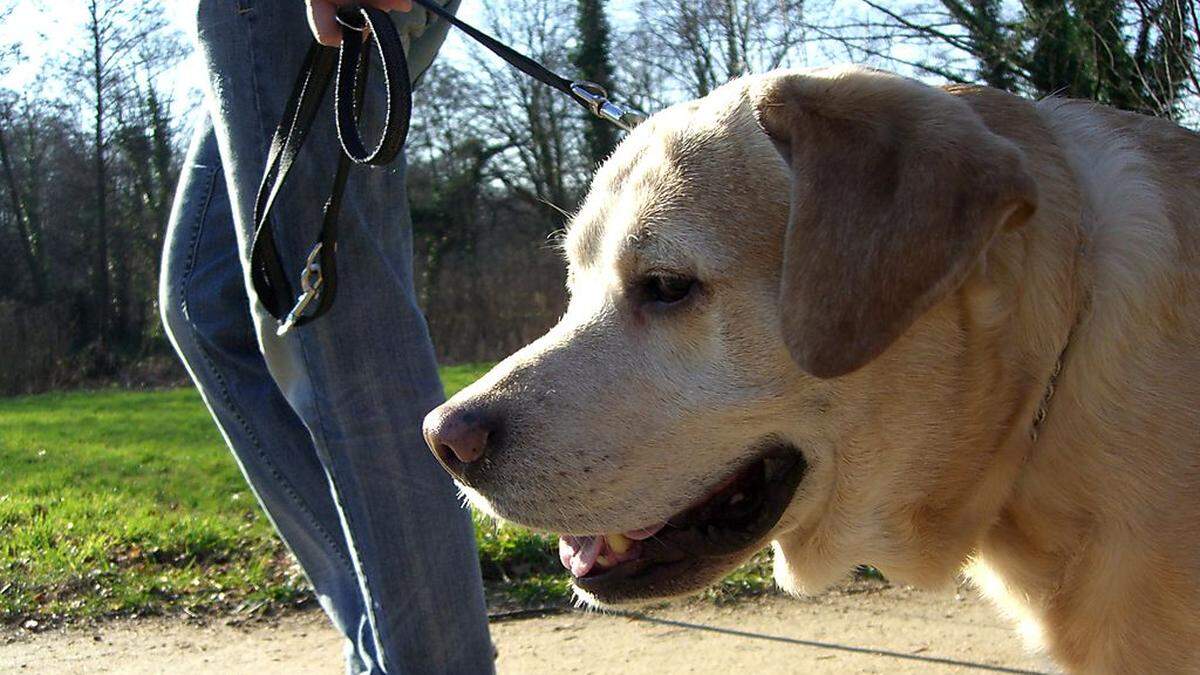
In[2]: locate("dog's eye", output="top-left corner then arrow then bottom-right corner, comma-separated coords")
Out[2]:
640,274 -> 696,306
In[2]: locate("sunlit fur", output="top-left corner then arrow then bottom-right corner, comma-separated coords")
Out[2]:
431,67 -> 1200,673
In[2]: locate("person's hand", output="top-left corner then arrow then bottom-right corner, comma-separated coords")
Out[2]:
306,0 -> 414,46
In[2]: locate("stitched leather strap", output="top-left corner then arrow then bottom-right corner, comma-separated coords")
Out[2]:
250,6 -> 408,329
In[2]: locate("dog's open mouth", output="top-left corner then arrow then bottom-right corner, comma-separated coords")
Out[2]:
559,445 -> 807,601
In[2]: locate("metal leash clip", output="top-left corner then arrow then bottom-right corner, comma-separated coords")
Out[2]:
277,243 -> 325,337
570,81 -> 647,132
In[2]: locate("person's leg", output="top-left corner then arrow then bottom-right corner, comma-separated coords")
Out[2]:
163,97 -> 490,675
192,1 -> 492,673
160,113 -> 382,673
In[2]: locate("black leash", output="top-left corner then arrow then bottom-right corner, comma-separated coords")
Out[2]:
251,1 -> 644,335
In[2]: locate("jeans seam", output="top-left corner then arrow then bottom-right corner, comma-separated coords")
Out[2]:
241,5 -> 392,667
177,165 -> 216,327
175,157 -> 356,579
294,333 -> 393,672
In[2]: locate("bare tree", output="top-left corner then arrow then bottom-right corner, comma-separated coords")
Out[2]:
461,0 -> 591,212
628,0 -> 809,100
408,64 -> 509,308
0,0 -> 186,388
66,0 -> 173,350
0,106 -> 47,304
0,2 -> 47,304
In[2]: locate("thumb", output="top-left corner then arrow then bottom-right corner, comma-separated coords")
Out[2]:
306,0 -> 343,47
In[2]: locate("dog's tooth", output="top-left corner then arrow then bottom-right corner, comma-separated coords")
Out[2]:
729,492 -> 745,505
608,533 -> 632,554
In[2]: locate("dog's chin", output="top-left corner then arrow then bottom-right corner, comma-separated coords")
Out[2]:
463,443 -> 808,606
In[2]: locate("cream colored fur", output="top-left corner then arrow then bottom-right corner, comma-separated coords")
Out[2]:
431,66 -> 1200,673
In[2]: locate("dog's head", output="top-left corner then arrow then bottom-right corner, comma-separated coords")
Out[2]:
423,67 -> 1038,604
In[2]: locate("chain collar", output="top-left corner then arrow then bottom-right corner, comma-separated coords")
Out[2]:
1030,238 -> 1089,441
1030,343 -> 1067,441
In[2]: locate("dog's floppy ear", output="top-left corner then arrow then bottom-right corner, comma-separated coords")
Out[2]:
751,69 -> 1037,379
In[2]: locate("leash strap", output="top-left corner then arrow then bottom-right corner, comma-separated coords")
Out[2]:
250,2 -> 643,335
250,6 -> 407,334
408,0 -> 643,128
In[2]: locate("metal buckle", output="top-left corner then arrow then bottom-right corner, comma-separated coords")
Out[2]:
570,81 -> 647,132
277,243 -> 325,336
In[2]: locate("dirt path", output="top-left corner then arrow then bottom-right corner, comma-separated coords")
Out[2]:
3,584 -> 1058,674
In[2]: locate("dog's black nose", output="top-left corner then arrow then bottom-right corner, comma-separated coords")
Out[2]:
422,405 -> 494,480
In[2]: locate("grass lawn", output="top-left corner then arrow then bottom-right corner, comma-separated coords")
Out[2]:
0,364 -> 772,625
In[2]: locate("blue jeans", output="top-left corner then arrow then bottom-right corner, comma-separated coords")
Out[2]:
159,2 -> 492,673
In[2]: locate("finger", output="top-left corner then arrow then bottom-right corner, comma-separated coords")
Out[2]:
306,0 -> 342,46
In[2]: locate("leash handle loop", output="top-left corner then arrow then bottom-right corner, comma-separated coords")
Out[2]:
334,6 -> 411,165
250,6 -> 409,333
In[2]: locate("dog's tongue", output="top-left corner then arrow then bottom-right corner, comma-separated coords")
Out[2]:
557,476 -> 745,577
559,535 -> 603,577
558,524 -> 666,578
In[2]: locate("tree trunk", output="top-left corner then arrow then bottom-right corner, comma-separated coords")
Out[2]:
90,0 -> 110,350
0,127 -> 47,303
722,0 -> 743,80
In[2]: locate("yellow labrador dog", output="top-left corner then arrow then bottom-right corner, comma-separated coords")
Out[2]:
423,66 -> 1200,673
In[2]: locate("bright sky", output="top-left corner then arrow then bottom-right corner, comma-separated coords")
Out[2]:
0,0 -> 930,121
0,1 -> 491,110
1,0 -> 815,101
